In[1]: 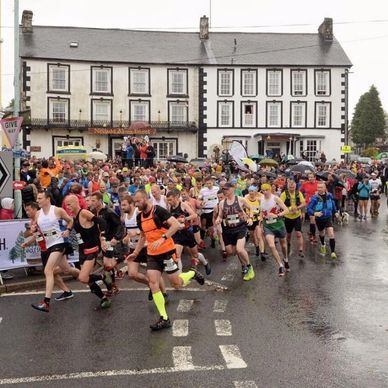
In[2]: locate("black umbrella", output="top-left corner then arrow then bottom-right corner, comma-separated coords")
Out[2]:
336,169 -> 356,179
316,171 -> 339,181
289,164 -> 315,175
286,158 -> 305,165
257,170 -> 277,179
167,155 -> 188,163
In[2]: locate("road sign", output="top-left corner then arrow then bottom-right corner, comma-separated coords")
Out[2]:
0,151 -> 13,197
13,180 -> 26,190
340,145 -> 352,153
0,117 -> 23,148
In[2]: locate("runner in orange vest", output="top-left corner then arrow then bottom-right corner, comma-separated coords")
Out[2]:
127,189 -> 205,331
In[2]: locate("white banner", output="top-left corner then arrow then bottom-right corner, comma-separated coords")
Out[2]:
0,220 -> 78,271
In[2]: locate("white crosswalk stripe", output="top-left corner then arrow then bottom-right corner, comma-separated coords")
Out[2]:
177,299 -> 194,313
215,319 -> 232,336
221,273 -> 235,281
213,299 -> 228,313
219,345 -> 247,369
172,346 -> 194,371
233,381 -> 258,388
172,320 -> 189,337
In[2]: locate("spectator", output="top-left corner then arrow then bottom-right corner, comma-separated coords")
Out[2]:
0,197 -> 14,220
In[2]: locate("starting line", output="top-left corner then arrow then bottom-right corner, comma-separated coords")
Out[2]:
0,345 -> 247,385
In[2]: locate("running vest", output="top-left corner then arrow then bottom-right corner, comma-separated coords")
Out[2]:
222,196 -> 246,229
283,190 -> 301,207
244,195 -> 261,221
37,205 -> 64,248
261,194 -> 285,231
140,206 -> 175,256
170,202 -> 191,229
124,208 -> 143,249
73,209 -> 100,250
151,195 -> 168,210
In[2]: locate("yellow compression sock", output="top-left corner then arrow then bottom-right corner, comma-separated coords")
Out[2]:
178,270 -> 195,286
152,291 -> 168,320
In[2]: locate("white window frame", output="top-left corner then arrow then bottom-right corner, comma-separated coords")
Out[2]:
291,70 -> 307,96
169,102 -> 188,126
241,102 -> 256,127
316,102 -> 330,128
91,67 -> 112,94
241,70 -> 256,97
49,98 -> 69,124
267,102 -> 282,128
168,69 -> 188,96
129,68 -> 150,95
92,100 -> 112,124
315,70 -> 330,96
130,101 -> 150,122
291,102 -> 306,128
152,140 -> 175,159
218,101 -> 233,127
48,64 -> 69,92
218,70 -> 234,97
267,70 -> 282,97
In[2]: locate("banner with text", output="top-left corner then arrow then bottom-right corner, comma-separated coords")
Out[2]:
0,220 -> 79,270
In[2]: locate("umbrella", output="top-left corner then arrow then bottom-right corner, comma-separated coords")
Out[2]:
256,170 -> 277,179
88,151 -> 107,161
316,171 -> 338,181
286,158 -> 304,165
167,155 -> 188,163
249,154 -> 265,161
242,158 -> 258,172
189,159 -> 207,168
289,164 -> 315,175
56,146 -> 87,160
259,158 -> 278,167
298,160 -> 315,169
335,169 -> 356,178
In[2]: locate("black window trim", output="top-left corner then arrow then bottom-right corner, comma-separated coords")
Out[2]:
90,98 -> 113,127
129,99 -> 151,124
47,63 -> 71,94
217,68 -> 235,97
217,100 -> 235,128
167,67 -> 189,98
265,100 -> 283,128
289,101 -> 308,128
314,101 -> 332,128
290,68 -> 308,97
266,68 -> 283,97
240,68 -> 258,97
314,69 -> 332,97
47,96 -> 70,125
90,65 -> 114,96
128,66 -> 151,97
240,100 -> 258,128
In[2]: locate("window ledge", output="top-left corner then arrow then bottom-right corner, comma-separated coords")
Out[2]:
167,94 -> 189,98
90,93 -> 114,97
129,94 -> 152,97
47,90 -> 71,95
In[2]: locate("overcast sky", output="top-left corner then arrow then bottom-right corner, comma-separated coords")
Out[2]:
1,0 -> 388,116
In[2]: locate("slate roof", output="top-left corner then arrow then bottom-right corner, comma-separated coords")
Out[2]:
20,26 -> 352,67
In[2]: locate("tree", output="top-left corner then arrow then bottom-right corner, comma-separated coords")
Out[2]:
351,85 -> 386,147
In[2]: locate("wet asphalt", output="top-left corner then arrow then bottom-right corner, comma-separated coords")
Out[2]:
0,202 -> 387,387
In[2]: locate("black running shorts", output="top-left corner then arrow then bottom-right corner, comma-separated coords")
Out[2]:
147,250 -> 179,274
222,226 -> 248,247
315,217 -> 333,231
284,217 -> 302,234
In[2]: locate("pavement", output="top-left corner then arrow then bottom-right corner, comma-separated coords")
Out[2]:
0,203 -> 388,387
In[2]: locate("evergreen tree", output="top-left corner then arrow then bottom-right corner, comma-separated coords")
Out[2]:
351,85 -> 386,147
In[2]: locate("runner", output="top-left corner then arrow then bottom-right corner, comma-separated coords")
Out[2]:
31,191 -> 79,312
260,183 -> 290,277
369,173 -> 382,217
279,179 -> 306,258
300,173 -> 318,243
166,188 -> 211,275
244,185 -> 268,261
215,182 -> 255,281
357,176 -> 371,220
127,190 -> 205,331
150,184 -> 168,209
65,195 -> 112,309
307,182 -> 338,259
121,195 -> 167,301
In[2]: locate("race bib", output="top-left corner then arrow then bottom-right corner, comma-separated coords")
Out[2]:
76,233 -> 84,245
163,257 -> 178,272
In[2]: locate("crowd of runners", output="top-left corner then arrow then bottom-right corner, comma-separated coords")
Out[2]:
3,149 -> 387,331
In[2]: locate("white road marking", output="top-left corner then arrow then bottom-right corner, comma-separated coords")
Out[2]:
221,273 -> 235,281
213,299 -> 228,313
215,319 -> 232,336
219,345 -> 247,369
177,299 -> 194,313
234,381 -> 257,388
0,317 -> 2,324
172,320 -> 189,337
172,346 -> 194,370
227,261 -> 239,271
0,287 -> 210,297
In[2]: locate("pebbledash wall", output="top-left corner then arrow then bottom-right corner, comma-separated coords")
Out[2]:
24,59 -> 199,159
203,66 -> 347,161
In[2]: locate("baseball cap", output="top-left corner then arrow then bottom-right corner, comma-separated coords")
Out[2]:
248,185 -> 258,192
261,183 -> 272,191
122,167 -> 129,172
116,169 -> 122,174
103,172 -> 109,177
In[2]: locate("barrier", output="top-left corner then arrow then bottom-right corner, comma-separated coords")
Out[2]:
0,219 -> 79,283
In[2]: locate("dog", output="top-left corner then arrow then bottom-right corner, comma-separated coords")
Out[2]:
335,211 -> 349,225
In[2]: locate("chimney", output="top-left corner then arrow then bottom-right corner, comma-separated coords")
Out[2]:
199,15 -> 209,40
21,10 -> 33,33
318,17 -> 333,41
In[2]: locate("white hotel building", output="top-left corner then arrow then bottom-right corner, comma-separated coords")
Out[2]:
19,11 -> 351,161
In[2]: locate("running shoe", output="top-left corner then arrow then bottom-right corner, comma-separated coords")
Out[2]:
243,265 -> 255,281
284,260 -> 290,272
241,265 -> 248,277
31,301 -> 49,313
278,266 -> 286,277
260,252 -> 269,262
100,298 -> 112,309
298,250 -> 305,258
190,267 -> 205,285
330,252 -> 337,260
204,262 -> 212,275
55,291 -> 74,301
319,245 -> 327,255
150,316 -> 171,331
